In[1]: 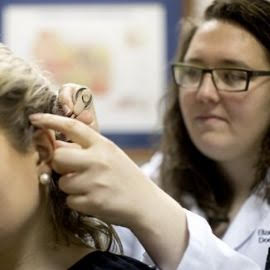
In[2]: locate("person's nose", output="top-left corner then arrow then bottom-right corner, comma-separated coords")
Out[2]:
195,73 -> 220,103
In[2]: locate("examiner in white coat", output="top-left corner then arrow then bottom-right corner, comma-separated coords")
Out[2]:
118,153 -> 270,270
31,0 -> 270,269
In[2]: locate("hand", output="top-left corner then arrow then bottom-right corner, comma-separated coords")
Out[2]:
57,83 -> 98,130
29,113 -> 158,227
29,113 -> 188,270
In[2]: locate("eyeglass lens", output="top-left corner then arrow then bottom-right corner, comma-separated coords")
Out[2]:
173,66 -> 248,92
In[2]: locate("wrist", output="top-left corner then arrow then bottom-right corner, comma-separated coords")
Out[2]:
128,183 -> 188,269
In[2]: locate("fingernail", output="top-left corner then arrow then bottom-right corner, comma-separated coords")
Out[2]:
63,105 -> 71,115
29,113 -> 42,122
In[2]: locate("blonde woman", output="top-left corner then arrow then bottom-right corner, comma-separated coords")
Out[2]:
0,44 -> 155,270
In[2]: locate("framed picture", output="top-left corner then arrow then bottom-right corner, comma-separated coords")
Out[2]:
0,0 -> 181,148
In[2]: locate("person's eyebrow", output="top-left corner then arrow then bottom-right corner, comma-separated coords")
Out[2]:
182,58 -> 205,66
183,57 -> 252,69
217,59 -> 252,69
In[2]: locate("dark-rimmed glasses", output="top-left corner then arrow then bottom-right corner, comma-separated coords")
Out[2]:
171,63 -> 270,92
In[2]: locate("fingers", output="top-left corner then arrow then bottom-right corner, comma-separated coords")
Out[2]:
58,173 -> 100,215
54,140 -> 81,149
73,88 -> 99,131
58,84 -> 99,130
66,195 -> 91,215
75,110 -> 94,126
29,114 -> 100,148
58,83 -> 81,115
58,172 -> 89,195
52,147 -> 91,173
58,83 -> 88,114
76,110 -> 99,131
66,193 -> 106,217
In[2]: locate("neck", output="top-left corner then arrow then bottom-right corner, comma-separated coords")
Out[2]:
218,154 -> 258,201
0,242 -> 92,270
213,155 -> 258,234
0,203 -> 93,270
0,229 -> 93,270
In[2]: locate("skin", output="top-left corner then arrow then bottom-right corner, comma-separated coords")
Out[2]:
0,120 -> 91,269
180,20 -> 270,207
0,131 -> 45,251
29,113 -> 188,270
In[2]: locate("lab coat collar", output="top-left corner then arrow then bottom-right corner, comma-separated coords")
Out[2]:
222,194 -> 269,250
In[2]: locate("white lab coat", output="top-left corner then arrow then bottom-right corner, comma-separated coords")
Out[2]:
116,153 -> 270,270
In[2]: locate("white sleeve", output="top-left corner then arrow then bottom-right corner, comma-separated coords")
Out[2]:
177,209 -> 260,270
143,209 -> 260,270
118,153 -> 259,269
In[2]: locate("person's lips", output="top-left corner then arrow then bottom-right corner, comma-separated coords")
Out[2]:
195,114 -> 227,123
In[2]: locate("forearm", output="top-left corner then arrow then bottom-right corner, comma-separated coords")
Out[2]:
129,185 -> 189,270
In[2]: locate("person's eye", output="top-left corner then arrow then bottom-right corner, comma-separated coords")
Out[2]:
183,67 -> 201,81
220,70 -> 246,85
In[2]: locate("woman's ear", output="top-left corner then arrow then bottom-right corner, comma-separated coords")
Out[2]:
32,129 -> 55,167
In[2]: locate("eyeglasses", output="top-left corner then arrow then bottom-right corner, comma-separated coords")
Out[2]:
171,63 -> 270,92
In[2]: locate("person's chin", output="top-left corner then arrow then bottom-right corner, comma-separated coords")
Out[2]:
193,137 -> 231,161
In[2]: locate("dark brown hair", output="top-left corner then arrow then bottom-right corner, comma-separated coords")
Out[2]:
160,0 -> 270,230
0,44 -> 121,252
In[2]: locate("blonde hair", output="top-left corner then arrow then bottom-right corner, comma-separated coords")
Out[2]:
0,43 -> 121,252
0,44 -> 56,151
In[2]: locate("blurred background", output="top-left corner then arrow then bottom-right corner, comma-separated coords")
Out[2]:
0,0 -> 212,164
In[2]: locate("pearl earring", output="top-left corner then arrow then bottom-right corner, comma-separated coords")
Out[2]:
39,173 -> 51,185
